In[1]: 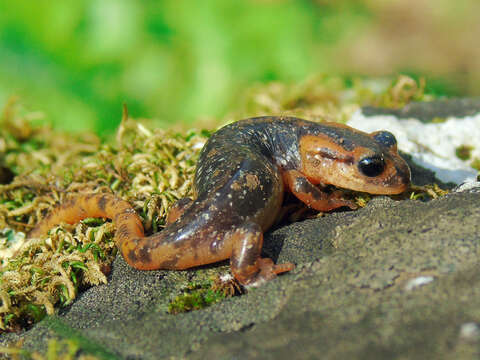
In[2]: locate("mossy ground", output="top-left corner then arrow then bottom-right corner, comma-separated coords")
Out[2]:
168,280 -> 227,315
0,338 -> 99,360
0,75 -> 434,335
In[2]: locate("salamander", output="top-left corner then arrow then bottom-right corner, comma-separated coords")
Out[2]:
29,116 -> 411,287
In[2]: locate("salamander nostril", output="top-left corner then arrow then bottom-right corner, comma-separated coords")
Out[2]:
358,156 -> 385,177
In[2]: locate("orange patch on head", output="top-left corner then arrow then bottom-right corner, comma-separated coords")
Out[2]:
298,130 -> 411,195
299,134 -> 355,185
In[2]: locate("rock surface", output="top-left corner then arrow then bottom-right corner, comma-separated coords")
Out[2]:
2,100 -> 480,359
362,98 -> 480,122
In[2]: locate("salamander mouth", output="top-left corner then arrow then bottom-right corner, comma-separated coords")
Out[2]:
382,159 -> 411,193
378,172 -> 409,193
323,170 -> 410,196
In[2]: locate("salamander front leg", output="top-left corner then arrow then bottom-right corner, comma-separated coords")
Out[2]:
229,222 -> 294,287
284,170 -> 357,212
166,198 -> 193,224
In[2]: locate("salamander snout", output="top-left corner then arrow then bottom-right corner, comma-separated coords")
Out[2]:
382,151 -> 411,194
366,130 -> 411,194
351,129 -> 411,194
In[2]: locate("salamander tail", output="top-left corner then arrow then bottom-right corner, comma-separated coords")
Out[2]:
28,193 -> 145,246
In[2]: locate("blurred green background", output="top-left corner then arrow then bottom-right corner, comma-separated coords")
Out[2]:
1,0 -> 479,135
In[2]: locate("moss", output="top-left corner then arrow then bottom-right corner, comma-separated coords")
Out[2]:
0,98 -> 101,177
0,221 -> 117,331
354,193 -> 372,208
431,117 -> 447,123
352,75 -> 432,109
409,184 -> 449,201
168,280 -> 227,314
471,158 -> 480,172
455,145 -> 474,161
0,338 -> 100,360
0,103 -> 208,332
231,74 -> 432,126
470,158 -> 480,171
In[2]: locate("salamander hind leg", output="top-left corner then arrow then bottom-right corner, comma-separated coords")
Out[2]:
229,222 -> 294,287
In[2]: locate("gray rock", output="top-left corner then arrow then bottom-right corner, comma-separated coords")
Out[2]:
362,97 -> 480,122
3,183 -> 479,360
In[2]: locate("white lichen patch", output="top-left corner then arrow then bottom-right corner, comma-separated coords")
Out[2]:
459,322 -> 480,341
454,181 -> 480,193
348,111 -> 480,184
219,273 -> 234,283
0,228 -> 26,265
404,276 -> 434,291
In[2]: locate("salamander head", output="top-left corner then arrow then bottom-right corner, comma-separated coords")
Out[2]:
299,124 -> 411,195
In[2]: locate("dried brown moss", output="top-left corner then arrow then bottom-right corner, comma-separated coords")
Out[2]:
228,74 -> 431,125
0,103 -> 207,332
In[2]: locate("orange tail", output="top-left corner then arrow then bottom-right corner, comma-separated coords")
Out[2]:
29,193 -> 144,247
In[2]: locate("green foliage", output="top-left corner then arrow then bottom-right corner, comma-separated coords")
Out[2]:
1,0 -> 362,134
409,184 -> 449,201
455,145 -> 473,161
1,0 -> 475,135
0,222 -> 116,331
471,158 -> 480,172
168,280 -> 226,314
0,103 -> 208,332
0,338 -> 99,360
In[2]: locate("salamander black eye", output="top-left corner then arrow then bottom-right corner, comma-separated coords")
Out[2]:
373,131 -> 397,148
358,156 -> 385,177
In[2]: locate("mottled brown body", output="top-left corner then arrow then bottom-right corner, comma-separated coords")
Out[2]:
29,116 -> 411,287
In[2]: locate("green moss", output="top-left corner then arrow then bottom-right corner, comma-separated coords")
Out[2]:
231,74 -> 433,128
471,158 -> 480,172
409,184 -> 449,201
168,281 -> 226,314
431,117 -> 447,123
352,75 -> 432,109
0,102 -> 209,332
0,338 -> 101,360
455,145 -> 474,161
